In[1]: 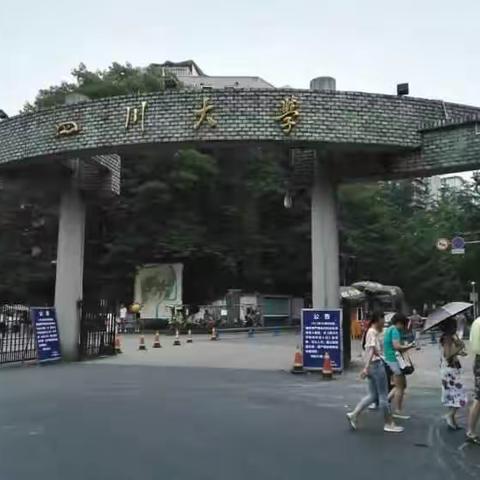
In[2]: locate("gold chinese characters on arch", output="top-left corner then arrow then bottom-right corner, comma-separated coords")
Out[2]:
125,101 -> 147,132
275,96 -> 300,134
194,97 -> 217,130
56,121 -> 81,137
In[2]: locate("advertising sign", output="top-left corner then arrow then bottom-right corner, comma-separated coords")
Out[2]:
31,307 -> 61,363
302,309 -> 343,371
134,263 -> 183,319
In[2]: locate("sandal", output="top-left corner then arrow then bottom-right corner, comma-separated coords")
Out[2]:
466,433 -> 480,445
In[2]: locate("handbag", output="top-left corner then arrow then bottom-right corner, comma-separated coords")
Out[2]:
395,351 -> 415,375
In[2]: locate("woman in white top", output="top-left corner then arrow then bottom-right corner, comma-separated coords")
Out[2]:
347,311 -> 403,433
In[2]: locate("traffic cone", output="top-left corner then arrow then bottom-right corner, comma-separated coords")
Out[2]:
291,345 -> 305,374
186,329 -> 193,343
138,335 -> 147,351
173,329 -> 181,346
153,331 -> 162,348
114,336 -> 122,354
210,327 -> 217,341
322,352 -> 333,379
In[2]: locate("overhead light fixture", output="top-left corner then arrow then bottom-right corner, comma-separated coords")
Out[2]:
397,83 -> 409,96
283,191 -> 293,209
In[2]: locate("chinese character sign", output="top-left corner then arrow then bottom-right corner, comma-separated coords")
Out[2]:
194,97 -> 217,129
125,101 -> 147,132
31,307 -> 62,363
275,96 -> 300,134
302,309 -> 343,371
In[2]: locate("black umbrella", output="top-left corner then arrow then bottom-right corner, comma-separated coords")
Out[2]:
421,302 -> 472,333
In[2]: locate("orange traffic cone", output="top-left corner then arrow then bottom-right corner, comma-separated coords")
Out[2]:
186,329 -> 193,343
210,327 -> 217,341
322,352 -> 333,379
153,331 -> 162,348
138,335 -> 147,351
173,329 -> 181,346
115,336 -> 122,354
291,345 -> 305,374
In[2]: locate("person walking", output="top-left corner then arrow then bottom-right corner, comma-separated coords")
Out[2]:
384,313 -> 415,420
347,311 -> 404,433
408,309 -> 423,350
467,315 -> 480,444
456,313 -> 467,340
119,304 -> 127,334
439,318 -> 468,430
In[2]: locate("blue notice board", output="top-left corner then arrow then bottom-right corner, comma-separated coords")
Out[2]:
31,307 -> 62,363
302,309 -> 343,371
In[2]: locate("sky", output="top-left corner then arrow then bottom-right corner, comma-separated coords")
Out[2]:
1,0 -> 479,116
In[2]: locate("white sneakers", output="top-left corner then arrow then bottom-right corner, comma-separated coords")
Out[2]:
347,412 -> 405,433
384,423 -> 405,433
346,412 -> 357,430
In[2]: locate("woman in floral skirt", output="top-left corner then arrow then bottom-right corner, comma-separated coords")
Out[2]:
440,318 -> 468,430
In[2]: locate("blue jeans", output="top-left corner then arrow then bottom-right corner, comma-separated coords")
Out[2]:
356,361 -> 392,417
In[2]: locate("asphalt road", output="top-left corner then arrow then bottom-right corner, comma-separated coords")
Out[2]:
0,362 -> 479,480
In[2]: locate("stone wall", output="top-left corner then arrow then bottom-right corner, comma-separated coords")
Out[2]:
421,119 -> 480,174
1,89 -> 479,179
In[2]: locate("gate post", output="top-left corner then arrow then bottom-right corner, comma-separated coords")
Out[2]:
54,172 -> 86,360
311,156 -> 340,309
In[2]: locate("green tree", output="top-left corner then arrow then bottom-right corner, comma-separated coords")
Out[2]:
23,62 -> 178,112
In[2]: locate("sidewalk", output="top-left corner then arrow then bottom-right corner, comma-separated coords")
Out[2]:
108,332 -> 476,393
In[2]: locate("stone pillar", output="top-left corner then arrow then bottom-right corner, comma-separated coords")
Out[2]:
54,176 -> 86,360
311,157 -> 340,309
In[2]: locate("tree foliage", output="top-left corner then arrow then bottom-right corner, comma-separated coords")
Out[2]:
22,62 -> 178,112
340,181 -> 480,308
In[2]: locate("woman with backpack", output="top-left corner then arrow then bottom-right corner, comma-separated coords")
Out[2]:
346,311 -> 404,433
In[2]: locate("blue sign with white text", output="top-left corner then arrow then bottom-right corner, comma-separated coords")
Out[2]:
31,307 -> 61,363
302,309 -> 343,371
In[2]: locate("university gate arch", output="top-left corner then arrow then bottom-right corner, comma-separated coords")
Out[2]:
2,78 -> 480,359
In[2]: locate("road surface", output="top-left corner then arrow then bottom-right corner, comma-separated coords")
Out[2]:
0,356 -> 478,479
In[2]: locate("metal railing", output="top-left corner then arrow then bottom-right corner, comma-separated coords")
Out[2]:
79,300 -> 116,359
0,305 -> 37,364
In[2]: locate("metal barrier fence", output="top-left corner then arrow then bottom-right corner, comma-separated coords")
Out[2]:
0,305 -> 37,364
156,303 -> 265,328
79,300 -> 116,359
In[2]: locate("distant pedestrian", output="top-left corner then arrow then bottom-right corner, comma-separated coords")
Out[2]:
119,304 -> 127,333
456,313 -> 467,340
347,311 -> 404,433
439,318 -> 467,430
383,313 -> 415,420
408,309 -> 423,350
467,316 -> 480,445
